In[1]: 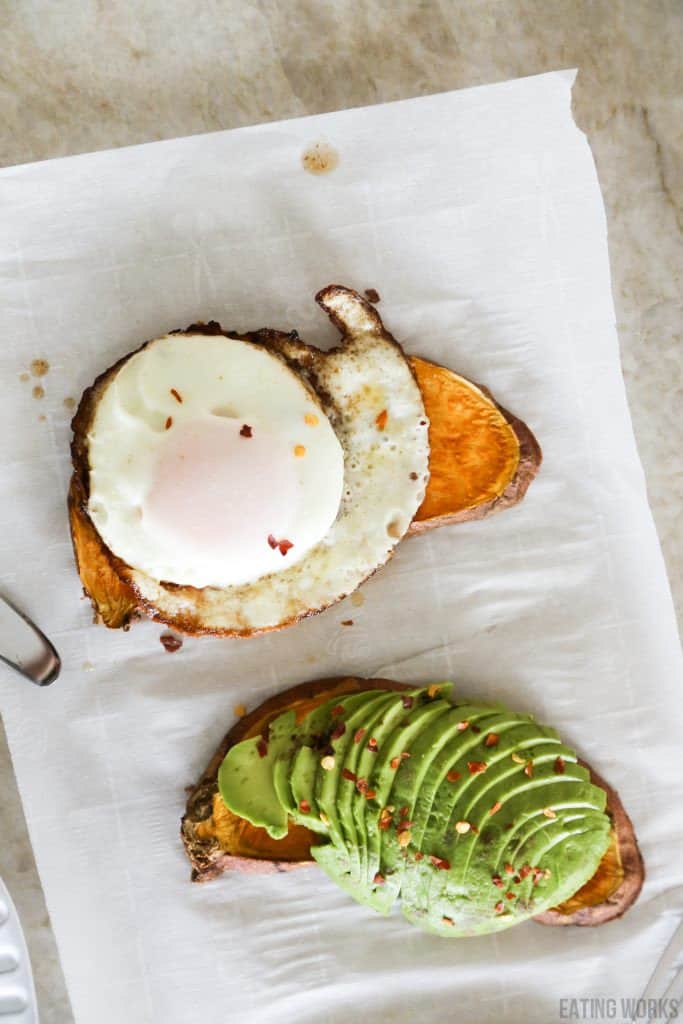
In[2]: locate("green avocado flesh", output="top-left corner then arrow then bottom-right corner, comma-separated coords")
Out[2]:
217,686 -> 611,937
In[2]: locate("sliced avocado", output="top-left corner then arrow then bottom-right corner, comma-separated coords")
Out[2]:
328,691 -> 402,894
403,734 -> 609,936
399,713 -> 560,934
289,746 -> 328,835
314,692 -> 382,849
347,687 -> 429,910
288,696 -> 343,831
364,690 -> 457,910
217,709 -> 297,839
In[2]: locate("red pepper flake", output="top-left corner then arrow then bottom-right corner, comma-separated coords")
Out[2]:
519,865 -> 532,880
504,863 -> 514,875
378,808 -> 393,831
467,761 -> 487,775
267,534 -> 278,549
446,770 -> 461,783
375,408 -> 388,430
554,756 -> 566,774
399,806 -> 410,816
414,851 -> 424,861
341,619 -> 354,626
401,751 -> 411,761
330,721 -> 346,741
160,633 -> 183,653
390,757 -> 401,770
170,387 -> 183,403
441,916 -> 455,927
429,855 -> 451,871
401,695 -> 414,709
524,760 -> 534,778
256,737 -> 268,758
457,720 -> 470,732
367,737 -> 378,752
365,789 -> 377,800
299,800 -> 311,813
494,901 -> 505,914
512,875 -> 521,884
397,820 -> 414,832
165,416 -> 173,430
471,725 -> 482,734
278,538 -> 293,556
484,733 -> 500,748
373,872 -> 385,885
354,728 -> 366,744
492,874 -> 504,889
505,891 -> 515,901
331,705 -> 345,717
356,777 -> 368,794
239,423 -> 252,437
470,825 -> 479,835
489,801 -> 502,816
341,768 -> 357,783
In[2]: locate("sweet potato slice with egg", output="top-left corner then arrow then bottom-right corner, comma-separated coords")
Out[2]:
69,287 -> 540,631
181,677 -> 643,927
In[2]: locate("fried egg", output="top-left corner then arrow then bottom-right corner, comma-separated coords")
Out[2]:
78,286 -> 430,635
87,334 -> 344,589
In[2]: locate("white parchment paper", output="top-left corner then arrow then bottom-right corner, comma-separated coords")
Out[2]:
1,70 -> 681,1024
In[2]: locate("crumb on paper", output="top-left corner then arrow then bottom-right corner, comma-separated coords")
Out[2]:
233,703 -> 247,718
341,619 -> 354,627
30,358 -> 49,377
38,414 -> 46,422
350,591 -> 365,607
364,288 -> 380,303
19,372 -> 30,382
302,142 -> 339,175
82,660 -> 94,672
160,633 -> 183,653
63,397 -> 76,410
32,385 -> 44,400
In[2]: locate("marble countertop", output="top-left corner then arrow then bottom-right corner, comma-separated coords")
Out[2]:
1,2 -> 680,1020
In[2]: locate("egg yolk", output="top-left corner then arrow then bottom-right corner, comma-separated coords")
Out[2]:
143,417 -> 300,577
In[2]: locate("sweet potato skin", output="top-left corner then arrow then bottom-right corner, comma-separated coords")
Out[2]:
181,676 -> 643,928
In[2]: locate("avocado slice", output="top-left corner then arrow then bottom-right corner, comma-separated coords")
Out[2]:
288,696 -> 345,831
217,709 -> 297,839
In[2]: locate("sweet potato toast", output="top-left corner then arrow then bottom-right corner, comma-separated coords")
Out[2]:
69,288 -> 541,634
181,677 -> 643,927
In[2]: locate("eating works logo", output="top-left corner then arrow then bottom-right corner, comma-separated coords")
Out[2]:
559,997 -> 680,1020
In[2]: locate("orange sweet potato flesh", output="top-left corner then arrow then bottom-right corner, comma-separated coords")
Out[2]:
408,356 -> 541,533
69,353 -> 540,630
181,678 -> 643,926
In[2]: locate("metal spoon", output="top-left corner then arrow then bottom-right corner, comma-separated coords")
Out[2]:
0,594 -> 60,687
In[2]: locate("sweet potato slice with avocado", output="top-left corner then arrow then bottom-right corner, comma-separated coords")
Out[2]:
69,293 -> 541,631
181,677 -> 643,929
